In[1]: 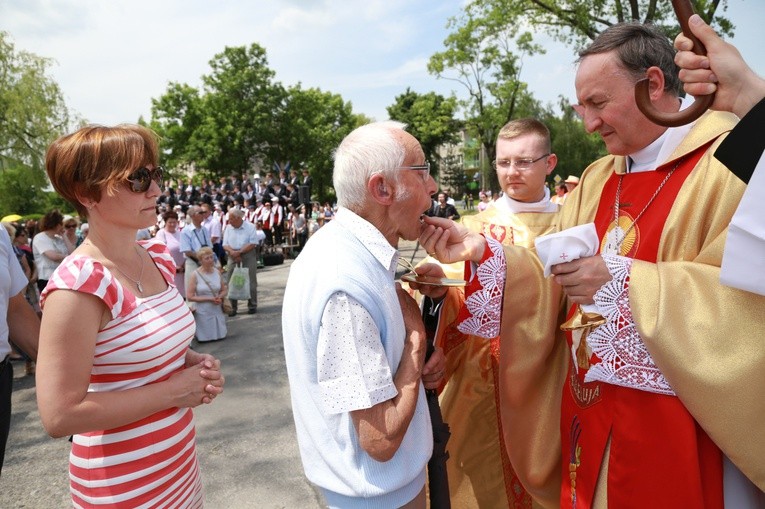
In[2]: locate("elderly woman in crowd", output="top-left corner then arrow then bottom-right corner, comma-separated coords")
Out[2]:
32,210 -> 69,294
154,210 -> 185,297
187,246 -> 227,342
61,215 -> 81,253
36,124 -> 225,508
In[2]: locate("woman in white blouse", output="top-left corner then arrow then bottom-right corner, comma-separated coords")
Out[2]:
32,210 -> 69,294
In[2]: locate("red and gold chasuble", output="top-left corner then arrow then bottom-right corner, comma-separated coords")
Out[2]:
428,208 -> 557,509
560,145 -> 724,508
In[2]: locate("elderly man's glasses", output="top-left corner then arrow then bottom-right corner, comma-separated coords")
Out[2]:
492,154 -> 549,171
126,166 -> 164,193
398,162 -> 430,181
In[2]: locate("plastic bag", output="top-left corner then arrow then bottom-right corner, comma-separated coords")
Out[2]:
227,265 -> 250,301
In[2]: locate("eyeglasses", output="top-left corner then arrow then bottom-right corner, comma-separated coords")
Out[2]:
125,166 -> 164,193
64,224 -> 77,229
398,162 -> 431,181
492,154 -> 549,171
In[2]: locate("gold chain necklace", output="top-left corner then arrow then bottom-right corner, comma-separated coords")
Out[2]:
602,160 -> 681,256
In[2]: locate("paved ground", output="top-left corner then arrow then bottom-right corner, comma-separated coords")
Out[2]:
0,239 -> 425,508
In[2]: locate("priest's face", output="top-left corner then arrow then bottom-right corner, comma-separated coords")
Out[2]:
574,51 -> 665,156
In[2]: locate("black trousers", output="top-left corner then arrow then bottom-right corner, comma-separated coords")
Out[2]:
0,356 -> 13,474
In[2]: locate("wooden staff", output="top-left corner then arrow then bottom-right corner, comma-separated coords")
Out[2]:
634,0 -> 715,127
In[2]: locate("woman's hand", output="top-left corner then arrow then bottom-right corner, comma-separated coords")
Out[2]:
167,366 -> 224,408
185,350 -> 225,405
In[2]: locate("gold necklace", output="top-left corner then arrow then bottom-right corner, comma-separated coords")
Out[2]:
602,160 -> 681,256
113,245 -> 146,294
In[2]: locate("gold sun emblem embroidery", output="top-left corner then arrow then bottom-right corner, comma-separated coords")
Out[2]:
600,214 -> 638,256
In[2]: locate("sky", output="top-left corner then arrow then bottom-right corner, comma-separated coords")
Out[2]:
2,0 -> 764,127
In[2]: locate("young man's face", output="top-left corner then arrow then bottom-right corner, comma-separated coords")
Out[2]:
495,133 -> 555,203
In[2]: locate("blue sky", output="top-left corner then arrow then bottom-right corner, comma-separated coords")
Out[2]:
3,0 -> 763,126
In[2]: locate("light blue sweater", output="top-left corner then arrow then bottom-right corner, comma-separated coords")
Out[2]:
282,216 -> 431,509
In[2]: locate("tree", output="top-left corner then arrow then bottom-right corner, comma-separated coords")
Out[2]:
463,0 -> 733,50
429,10 -> 545,193
543,97 -> 607,181
198,44 -> 286,175
0,32 -> 74,216
151,43 -> 287,177
148,82 -> 206,174
271,84 -> 360,203
439,153 -> 470,198
386,88 -> 460,179
150,44 -> 365,202
0,165 -> 50,216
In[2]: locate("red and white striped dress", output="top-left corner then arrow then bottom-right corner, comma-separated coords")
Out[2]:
42,239 -> 203,508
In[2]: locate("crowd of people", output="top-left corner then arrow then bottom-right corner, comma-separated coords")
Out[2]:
2,14 -> 764,509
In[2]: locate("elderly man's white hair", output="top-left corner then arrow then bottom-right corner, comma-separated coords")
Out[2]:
333,121 -> 408,210
228,208 -> 244,218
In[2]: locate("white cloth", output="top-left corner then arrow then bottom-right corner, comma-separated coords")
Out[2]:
535,223 -> 599,277
720,151 -> 765,295
535,223 -> 600,313
1,228 -> 29,359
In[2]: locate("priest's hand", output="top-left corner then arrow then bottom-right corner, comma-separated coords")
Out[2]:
420,216 -> 485,264
405,262 -> 449,300
551,255 -> 612,305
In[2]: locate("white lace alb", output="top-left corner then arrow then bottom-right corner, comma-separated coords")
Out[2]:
457,237 -> 506,339
586,254 -> 675,395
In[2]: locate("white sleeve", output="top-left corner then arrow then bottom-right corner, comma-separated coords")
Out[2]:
721,152 -> 765,295
317,292 -> 398,415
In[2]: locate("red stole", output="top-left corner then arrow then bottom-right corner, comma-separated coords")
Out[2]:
559,146 -> 724,508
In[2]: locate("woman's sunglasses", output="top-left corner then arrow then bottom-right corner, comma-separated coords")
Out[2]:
126,166 -> 164,193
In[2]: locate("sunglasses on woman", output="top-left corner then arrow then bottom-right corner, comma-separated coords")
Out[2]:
126,166 -> 164,193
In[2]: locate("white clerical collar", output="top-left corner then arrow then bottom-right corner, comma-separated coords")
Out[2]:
627,95 -> 697,173
494,187 -> 558,213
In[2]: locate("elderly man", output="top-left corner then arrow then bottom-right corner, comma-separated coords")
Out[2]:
420,22 -> 764,508
221,208 -> 259,316
179,205 -> 212,290
200,202 -> 224,264
282,121 -> 446,508
426,117 -> 559,508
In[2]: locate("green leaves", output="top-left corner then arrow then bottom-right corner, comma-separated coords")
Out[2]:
0,32 -> 74,217
148,44 -> 360,203
386,88 -> 460,179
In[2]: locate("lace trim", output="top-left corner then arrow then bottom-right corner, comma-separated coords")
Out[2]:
457,237 -> 506,338
585,255 -> 674,395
